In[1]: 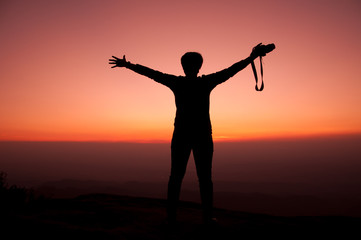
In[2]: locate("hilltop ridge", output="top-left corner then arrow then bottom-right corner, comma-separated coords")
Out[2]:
2,193 -> 360,239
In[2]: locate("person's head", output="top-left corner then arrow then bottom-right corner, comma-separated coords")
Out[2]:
181,52 -> 203,77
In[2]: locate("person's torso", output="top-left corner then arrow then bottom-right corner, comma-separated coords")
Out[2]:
171,76 -> 213,132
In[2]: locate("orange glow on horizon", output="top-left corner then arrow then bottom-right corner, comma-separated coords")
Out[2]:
1,128 -> 360,143
1,0 -> 361,142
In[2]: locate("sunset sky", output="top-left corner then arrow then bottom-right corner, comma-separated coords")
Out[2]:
1,0 -> 361,142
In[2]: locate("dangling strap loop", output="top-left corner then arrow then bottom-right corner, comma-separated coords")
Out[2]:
251,56 -> 264,91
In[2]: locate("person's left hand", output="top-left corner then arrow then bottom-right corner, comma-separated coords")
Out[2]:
109,55 -> 127,68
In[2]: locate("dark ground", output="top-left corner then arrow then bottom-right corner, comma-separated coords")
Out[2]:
2,194 -> 360,240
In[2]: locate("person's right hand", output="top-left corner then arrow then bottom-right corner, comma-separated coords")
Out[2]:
250,43 -> 263,59
251,43 -> 275,59
109,55 -> 127,68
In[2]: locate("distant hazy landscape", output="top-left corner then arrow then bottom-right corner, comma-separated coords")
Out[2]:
1,134 -> 361,217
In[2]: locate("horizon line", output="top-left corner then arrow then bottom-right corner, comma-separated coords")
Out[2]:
1,132 -> 361,143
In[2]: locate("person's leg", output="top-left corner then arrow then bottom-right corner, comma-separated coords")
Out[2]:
167,131 -> 191,222
192,134 -> 214,222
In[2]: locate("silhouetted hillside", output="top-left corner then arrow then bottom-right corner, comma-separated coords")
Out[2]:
1,193 -> 360,239
35,179 -> 361,217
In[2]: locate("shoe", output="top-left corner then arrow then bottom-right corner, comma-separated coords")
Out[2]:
164,217 -> 178,229
204,217 -> 218,226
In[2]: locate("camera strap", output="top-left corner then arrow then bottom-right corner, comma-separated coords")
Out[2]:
251,56 -> 264,91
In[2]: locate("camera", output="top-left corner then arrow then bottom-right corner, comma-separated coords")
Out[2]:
253,43 -> 275,57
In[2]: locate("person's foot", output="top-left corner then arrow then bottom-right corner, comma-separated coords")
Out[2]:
164,216 -> 178,229
204,217 -> 218,226
160,217 -> 178,233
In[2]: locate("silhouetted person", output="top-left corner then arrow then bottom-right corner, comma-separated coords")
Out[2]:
109,44 -> 274,224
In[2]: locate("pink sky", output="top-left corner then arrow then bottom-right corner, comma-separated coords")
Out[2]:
1,0 -> 361,141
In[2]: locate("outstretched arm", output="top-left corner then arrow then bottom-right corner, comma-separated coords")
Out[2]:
206,43 -> 274,86
109,55 -> 175,88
